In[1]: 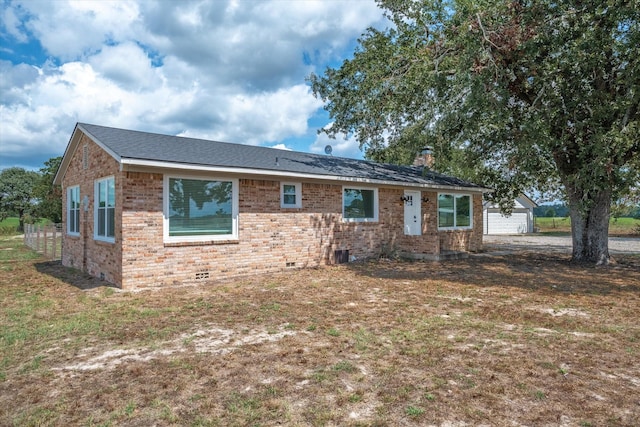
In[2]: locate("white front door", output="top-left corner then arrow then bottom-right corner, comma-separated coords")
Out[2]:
403,190 -> 421,236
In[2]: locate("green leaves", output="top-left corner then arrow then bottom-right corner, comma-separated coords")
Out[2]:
33,157 -> 62,223
310,0 -> 639,262
0,167 -> 41,230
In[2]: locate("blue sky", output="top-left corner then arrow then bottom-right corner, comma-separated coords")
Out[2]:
0,0 -> 388,171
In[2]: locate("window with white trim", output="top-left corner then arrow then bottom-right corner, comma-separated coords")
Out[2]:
438,193 -> 472,229
164,176 -> 238,242
67,185 -> 80,235
343,187 -> 378,222
95,176 -> 115,241
281,182 -> 301,208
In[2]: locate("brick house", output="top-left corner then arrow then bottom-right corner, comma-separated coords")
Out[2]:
53,123 -> 489,289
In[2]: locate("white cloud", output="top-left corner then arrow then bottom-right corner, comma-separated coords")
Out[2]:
177,84 -> 323,144
0,0 -> 387,170
88,42 -> 162,91
309,125 -> 363,159
269,144 -> 292,151
1,4 -> 28,43
23,0 -> 142,60
135,0 -> 383,90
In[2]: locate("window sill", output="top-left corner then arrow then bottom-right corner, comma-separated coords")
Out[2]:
342,218 -> 378,223
164,239 -> 239,247
94,237 -> 116,245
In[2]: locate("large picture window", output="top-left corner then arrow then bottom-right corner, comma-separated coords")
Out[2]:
438,193 -> 472,229
343,187 -> 378,222
95,177 -> 115,241
67,185 -> 80,235
165,176 -> 238,242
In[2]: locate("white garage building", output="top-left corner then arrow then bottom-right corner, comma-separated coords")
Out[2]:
483,195 -> 537,235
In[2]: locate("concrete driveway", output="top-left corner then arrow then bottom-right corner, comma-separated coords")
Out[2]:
482,234 -> 640,255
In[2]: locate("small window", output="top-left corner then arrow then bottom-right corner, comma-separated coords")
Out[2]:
164,176 -> 238,243
281,182 -> 301,208
343,187 -> 378,222
95,176 -> 115,242
67,186 -> 80,235
438,193 -> 472,229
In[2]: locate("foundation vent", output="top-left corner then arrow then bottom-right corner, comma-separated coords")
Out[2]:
334,250 -> 350,264
286,262 -> 296,268
195,271 -> 210,280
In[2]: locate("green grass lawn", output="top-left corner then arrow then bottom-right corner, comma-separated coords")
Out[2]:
1,235 -> 639,426
535,216 -> 639,235
0,236 -> 42,263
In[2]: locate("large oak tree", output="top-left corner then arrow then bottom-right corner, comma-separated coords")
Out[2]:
310,0 -> 639,264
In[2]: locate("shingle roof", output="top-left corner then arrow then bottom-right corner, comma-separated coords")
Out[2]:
63,123 -> 487,191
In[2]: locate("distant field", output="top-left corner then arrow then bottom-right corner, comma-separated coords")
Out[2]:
535,216 -> 639,236
0,217 -> 20,227
0,217 -> 52,235
0,218 -> 20,235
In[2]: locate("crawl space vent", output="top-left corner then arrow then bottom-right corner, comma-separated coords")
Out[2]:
334,249 -> 349,264
195,271 -> 210,280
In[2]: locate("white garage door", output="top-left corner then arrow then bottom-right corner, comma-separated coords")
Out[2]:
485,211 -> 530,234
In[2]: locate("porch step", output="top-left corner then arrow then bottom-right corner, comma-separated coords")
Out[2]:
399,250 -> 469,261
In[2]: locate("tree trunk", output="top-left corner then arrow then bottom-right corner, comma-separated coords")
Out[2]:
18,209 -> 25,233
566,187 -> 611,265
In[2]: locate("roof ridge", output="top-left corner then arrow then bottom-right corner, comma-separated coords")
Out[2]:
78,122 -> 362,164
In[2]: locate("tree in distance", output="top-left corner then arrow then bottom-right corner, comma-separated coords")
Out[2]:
0,167 -> 41,232
34,156 -> 63,224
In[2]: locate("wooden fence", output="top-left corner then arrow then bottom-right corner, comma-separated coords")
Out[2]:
24,223 -> 63,261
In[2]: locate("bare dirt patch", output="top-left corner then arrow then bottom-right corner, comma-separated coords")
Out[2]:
1,247 -> 639,426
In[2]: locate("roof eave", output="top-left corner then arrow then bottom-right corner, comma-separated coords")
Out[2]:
53,123 -> 82,186
121,158 -> 491,193
53,123 -> 123,186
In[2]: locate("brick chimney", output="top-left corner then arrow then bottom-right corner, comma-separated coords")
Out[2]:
413,146 -> 434,168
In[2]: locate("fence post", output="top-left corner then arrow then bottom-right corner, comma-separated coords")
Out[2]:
21,223 -> 62,260
43,225 -> 48,257
52,226 -> 57,260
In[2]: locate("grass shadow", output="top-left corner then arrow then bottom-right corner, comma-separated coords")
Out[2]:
346,251 -> 640,296
34,260 -> 117,291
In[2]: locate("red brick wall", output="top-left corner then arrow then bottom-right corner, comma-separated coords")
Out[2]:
120,171 -> 164,287
119,178 -> 424,288
438,194 -> 484,252
61,133 -> 484,289
60,134 -> 122,285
